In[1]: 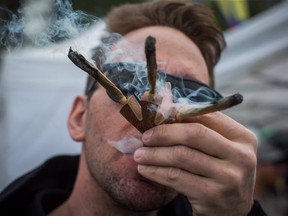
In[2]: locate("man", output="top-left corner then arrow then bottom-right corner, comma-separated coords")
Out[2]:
0,1 -> 266,215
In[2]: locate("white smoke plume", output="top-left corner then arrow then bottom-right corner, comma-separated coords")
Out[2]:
108,136 -> 144,154
0,0 -> 99,51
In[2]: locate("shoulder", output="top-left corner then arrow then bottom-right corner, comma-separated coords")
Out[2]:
0,155 -> 79,216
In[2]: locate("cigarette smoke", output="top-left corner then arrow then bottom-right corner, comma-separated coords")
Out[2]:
94,35 -> 222,113
108,136 -> 143,154
0,0 -> 223,146
0,0 -> 99,51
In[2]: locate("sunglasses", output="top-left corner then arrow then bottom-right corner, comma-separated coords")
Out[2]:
88,62 -> 223,104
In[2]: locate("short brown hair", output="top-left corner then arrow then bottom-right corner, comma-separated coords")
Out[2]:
86,0 -> 225,97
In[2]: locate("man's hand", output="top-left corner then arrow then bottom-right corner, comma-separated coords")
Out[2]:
134,112 -> 257,216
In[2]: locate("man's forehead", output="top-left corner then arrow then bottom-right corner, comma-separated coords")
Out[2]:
106,26 -> 209,84
109,26 -> 204,65
115,26 -> 195,49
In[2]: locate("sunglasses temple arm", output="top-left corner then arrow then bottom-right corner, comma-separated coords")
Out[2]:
175,93 -> 243,121
68,47 -> 127,104
145,36 -> 157,98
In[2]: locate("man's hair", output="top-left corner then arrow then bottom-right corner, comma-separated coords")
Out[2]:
85,0 -> 225,98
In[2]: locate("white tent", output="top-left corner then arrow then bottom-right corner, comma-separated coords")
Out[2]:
216,0 -> 288,129
0,23 -> 105,190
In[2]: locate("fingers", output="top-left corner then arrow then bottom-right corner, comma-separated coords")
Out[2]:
182,112 -> 257,145
134,145 -> 224,178
142,122 -> 234,159
136,164 -> 254,215
133,144 -> 248,184
142,112 -> 258,160
135,112 -> 258,215
136,164 -> 213,201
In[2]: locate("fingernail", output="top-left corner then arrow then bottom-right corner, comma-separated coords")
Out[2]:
137,165 -> 146,172
142,129 -> 153,142
134,149 -> 144,160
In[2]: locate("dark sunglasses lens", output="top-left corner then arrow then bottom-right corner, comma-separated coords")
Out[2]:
103,63 -> 148,101
103,63 -> 223,103
166,75 -> 223,103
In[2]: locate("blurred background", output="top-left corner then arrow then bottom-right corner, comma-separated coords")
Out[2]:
0,0 -> 288,214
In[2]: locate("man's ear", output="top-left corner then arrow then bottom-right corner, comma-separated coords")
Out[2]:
67,96 -> 87,142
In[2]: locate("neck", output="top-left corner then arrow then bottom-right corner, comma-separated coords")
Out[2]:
48,153 -> 158,216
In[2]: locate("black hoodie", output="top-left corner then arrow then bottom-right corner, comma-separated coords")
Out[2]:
0,155 -> 266,216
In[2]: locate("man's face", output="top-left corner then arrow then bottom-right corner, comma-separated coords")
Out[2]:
81,26 -> 209,211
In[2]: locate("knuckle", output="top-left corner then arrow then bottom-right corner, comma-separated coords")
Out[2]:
247,151 -> 257,170
167,167 -> 182,181
146,166 -> 157,175
200,183 -> 221,204
224,168 -> 241,187
193,123 -> 208,139
154,124 -> 168,139
246,130 -> 258,151
206,188 -> 220,203
238,147 -> 257,171
217,169 -> 243,198
170,145 -> 190,164
236,128 -> 258,150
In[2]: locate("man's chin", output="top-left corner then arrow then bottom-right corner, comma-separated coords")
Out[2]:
109,177 -> 178,212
